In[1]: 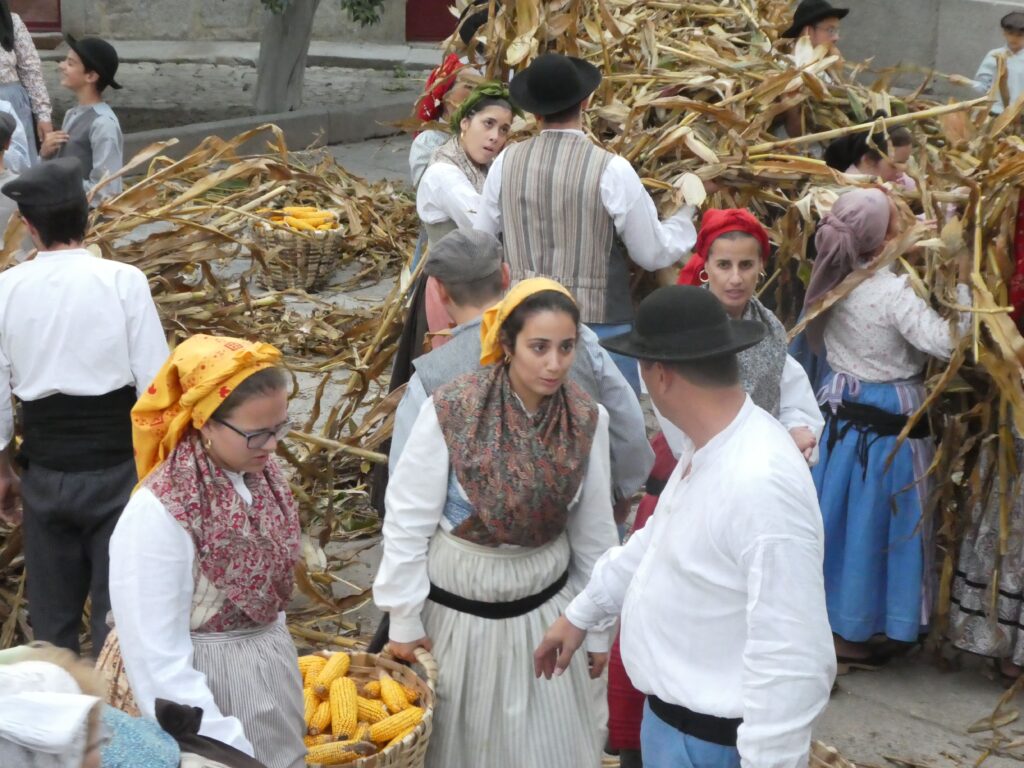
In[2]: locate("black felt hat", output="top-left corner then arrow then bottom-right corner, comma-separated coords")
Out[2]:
781,0 -> 849,39
601,286 -> 766,363
64,34 -> 122,90
508,53 -> 601,116
2,157 -> 87,207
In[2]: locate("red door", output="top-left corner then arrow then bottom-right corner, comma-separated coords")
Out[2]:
10,0 -> 61,31
406,0 -> 458,42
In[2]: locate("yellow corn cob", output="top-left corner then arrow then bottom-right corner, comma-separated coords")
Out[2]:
304,733 -> 334,748
353,723 -> 371,742
316,223 -> 337,230
299,655 -> 325,678
330,677 -> 358,739
313,653 -> 351,697
308,700 -> 331,736
282,206 -> 321,215
356,696 -> 388,724
369,707 -> 424,744
363,679 -> 418,703
385,723 -> 419,750
303,657 -> 327,689
284,216 -> 316,231
303,687 -> 318,725
305,740 -> 363,765
291,211 -> 335,222
379,673 -> 410,714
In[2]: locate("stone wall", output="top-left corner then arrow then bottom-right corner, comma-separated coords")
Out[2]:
59,0 -> 406,43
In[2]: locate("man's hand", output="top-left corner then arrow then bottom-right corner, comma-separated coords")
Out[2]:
386,636 -> 432,663
587,652 -> 609,679
39,130 -> 68,159
534,615 -> 586,679
789,426 -> 817,462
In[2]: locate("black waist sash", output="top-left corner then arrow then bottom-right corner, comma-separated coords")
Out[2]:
825,399 -> 931,476
427,568 -> 569,620
19,385 -> 136,472
648,695 -> 743,747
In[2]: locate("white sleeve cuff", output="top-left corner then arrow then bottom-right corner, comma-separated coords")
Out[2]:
565,590 -> 612,632
388,613 -> 427,644
584,628 -> 614,654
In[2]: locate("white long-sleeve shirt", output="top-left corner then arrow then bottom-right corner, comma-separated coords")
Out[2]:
0,248 -> 168,449
108,474 -> 260,757
824,271 -> 971,382
415,162 -> 481,231
565,396 -> 836,768
973,46 -> 1024,114
474,129 -> 697,271
375,399 -> 620,653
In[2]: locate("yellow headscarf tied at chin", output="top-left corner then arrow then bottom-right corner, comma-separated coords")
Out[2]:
132,334 -> 283,483
479,277 -> 577,365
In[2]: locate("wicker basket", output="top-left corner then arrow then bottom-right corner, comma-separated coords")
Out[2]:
253,221 -> 345,292
311,648 -> 438,768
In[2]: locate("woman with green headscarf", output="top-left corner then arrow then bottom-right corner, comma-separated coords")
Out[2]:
416,82 -> 518,350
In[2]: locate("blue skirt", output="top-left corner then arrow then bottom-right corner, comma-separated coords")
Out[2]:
812,374 -> 933,642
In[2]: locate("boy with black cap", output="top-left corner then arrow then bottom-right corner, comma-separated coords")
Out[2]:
0,157 -> 167,654
973,11 -> 1024,115
474,52 -> 697,395
40,35 -> 123,203
535,286 -> 835,768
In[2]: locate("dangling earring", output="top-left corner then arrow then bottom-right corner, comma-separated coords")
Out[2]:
698,268 -> 709,284
203,436 -> 213,451
503,353 -> 512,365
758,270 -> 768,285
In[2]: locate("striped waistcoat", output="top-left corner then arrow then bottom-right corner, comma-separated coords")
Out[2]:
500,131 -> 632,324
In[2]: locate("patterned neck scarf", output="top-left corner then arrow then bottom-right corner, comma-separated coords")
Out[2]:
433,365 -> 599,547
739,297 -> 788,416
430,135 -> 488,194
144,431 -> 301,631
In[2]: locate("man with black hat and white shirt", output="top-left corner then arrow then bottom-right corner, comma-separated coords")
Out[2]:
0,157 -> 167,654
41,35 -> 124,204
473,52 -> 698,395
535,286 -> 835,768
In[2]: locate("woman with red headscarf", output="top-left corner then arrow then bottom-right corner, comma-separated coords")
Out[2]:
606,209 -> 823,767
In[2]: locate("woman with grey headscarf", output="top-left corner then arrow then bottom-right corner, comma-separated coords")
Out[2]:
805,187 -> 971,671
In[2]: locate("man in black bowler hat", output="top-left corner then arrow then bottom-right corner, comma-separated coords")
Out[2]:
473,52 -> 698,397
535,286 -> 835,768
0,158 -> 167,654
41,35 -> 124,204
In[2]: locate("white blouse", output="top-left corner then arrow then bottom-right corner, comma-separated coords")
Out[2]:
824,269 -> 971,382
108,473 -> 261,758
374,399 -> 619,653
415,162 -> 481,230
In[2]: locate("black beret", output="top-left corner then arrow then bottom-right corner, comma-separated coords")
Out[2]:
2,158 -> 88,207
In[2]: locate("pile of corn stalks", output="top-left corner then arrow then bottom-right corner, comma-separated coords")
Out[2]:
456,0 -> 1024,656
0,125 -> 419,647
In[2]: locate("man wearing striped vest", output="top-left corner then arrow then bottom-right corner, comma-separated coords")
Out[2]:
474,53 -> 698,393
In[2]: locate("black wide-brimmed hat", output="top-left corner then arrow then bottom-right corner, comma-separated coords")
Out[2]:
781,0 -> 849,39
64,34 -> 122,90
601,286 -> 766,363
509,53 -> 601,116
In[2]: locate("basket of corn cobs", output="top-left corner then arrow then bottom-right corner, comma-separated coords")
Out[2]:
254,206 -> 345,292
299,649 -> 437,767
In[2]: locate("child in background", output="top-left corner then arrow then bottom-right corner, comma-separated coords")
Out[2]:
41,35 -> 123,204
973,11 -> 1024,115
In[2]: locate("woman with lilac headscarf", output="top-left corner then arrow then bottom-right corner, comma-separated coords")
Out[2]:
805,187 -> 971,671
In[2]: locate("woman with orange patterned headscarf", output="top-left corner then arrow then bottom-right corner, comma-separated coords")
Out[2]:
100,334 -> 303,768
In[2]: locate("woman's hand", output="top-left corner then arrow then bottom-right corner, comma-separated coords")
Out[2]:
36,120 -> 53,143
587,652 -> 609,679
534,615 -> 586,679
789,427 -> 817,462
387,637 -> 432,663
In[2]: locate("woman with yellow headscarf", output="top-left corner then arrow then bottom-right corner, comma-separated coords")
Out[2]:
374,278 -> 619,768
99,334 -> 304,768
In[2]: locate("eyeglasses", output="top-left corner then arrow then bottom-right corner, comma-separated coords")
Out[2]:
213,417 -> 291,449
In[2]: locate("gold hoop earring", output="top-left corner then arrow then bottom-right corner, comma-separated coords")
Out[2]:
503,353 -> 512,365
203,437 -> 213,450
758,270 -> 768,285
698,268 -> 709,284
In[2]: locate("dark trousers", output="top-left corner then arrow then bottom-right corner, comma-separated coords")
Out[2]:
20,457 -> 136,656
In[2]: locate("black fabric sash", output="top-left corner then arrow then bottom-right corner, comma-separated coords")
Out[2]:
19,385 -> 136,472
824,399 -> 931,477
427,568 -> 570,620
648,696 -> 743,747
